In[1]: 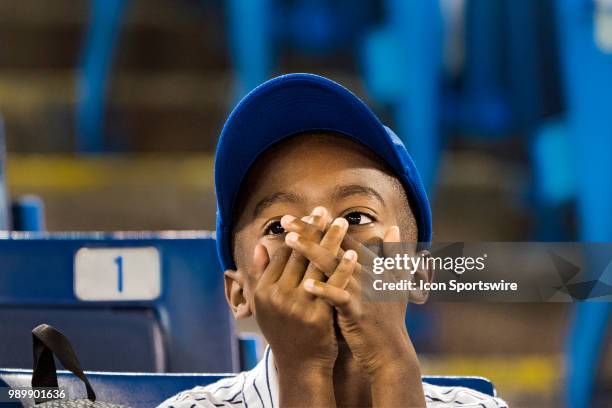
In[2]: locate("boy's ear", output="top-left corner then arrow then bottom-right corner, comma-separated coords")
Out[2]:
409,250 -> 435,305
224,269 -> 252,319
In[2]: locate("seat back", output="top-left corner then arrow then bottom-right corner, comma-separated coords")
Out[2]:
0,369 -> 496,408
0,232 -> 237,373
0,308 -> 165,372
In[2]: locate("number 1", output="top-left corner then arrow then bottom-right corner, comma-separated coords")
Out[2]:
114,256 -> 124,293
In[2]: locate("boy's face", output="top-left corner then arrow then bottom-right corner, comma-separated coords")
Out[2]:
225,132 -> 418,318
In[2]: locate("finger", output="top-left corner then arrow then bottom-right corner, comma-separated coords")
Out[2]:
276,207 -> 329,288
341,234 -> 389,290
285,231 -> 339,276
281,215 -> 324,242
277,249 -> 308,289
285,207 -> 330,237
303,279 -> 351,310
258,245 -> 291,285
382,225 -> 401,262
319,218 -> 348,256
308,206 -> 332,232
341,234 -> 379,266
247,244 -> 269,282
344,273 -> 360,295
303,217 -> 348,281
384,225 -> 401,243
327,249 -> 358,289
381,226 -> 417,266
380,226 -> 415,303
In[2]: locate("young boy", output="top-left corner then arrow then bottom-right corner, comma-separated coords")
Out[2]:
160,74 -> 508,407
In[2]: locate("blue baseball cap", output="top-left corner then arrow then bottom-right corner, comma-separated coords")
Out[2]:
215,73 -> 432,271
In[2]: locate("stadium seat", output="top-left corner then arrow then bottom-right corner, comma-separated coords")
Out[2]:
0,231 -> 238,373
238,332 -> 263,371
0,369 -> 498,408
10,195 -> 46,232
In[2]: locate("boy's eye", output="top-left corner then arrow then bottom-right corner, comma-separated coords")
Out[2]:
264,221 -> 286,235
344,211 -> 374,225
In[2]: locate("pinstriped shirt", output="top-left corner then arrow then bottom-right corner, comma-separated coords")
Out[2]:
158,347 -> 509,407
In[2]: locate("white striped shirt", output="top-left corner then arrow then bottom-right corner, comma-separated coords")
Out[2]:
158,347 -> 508,407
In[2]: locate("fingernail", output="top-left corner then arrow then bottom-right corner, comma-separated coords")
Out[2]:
333,217 -> 348,228
344,250 -> 356,261
285,232 -> 299,244
304,279 -> 315,291
280,215 -> 296,227
312,206 -> 326,217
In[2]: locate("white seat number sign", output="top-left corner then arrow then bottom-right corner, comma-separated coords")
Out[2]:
74,247 -> 161,301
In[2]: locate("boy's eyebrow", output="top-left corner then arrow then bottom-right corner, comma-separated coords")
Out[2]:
332,184 -> 386,206
253,191 -> 304,217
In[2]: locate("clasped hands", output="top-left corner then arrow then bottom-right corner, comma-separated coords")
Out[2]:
250,206 -> 418,379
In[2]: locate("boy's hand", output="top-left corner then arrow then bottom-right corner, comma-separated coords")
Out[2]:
252,208 -> 361,408
284,223 -> 414,375
251,208 -> 338,371
284,220 -> 426,406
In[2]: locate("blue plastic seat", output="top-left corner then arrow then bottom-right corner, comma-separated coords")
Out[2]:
0,369 -> 497,408
0,308 -> 165,373
0,231 -> 237,373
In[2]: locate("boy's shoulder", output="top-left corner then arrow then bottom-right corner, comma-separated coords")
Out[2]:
158,348 -> 274,408
159,376 -> 509,408
157,373 -> 249,407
